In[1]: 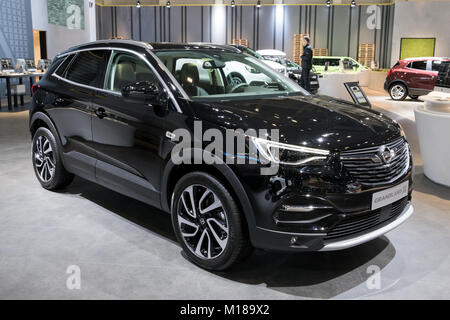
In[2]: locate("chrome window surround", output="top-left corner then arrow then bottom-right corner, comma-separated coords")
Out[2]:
52,46 -> 189,113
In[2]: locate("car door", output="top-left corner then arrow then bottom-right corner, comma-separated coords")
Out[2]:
90,49 -> 169,207
406,60 -> 435,92
47,50 -> 111,181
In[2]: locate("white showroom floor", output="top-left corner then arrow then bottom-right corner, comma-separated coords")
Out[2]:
0,91 -> 449,299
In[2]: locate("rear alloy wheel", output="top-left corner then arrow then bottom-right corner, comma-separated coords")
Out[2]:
34,135 -> 56,183
171,172 -> 251,270
389,83 -> 407,101
32,127 -> 74,190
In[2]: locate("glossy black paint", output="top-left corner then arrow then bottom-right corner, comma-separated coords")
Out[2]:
29,40 -> 413,252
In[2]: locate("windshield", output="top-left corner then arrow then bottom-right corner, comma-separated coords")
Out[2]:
154,49 -> 306,101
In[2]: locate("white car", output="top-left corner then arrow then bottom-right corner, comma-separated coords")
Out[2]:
174,57 -> 274,87
256,49 -> 289,75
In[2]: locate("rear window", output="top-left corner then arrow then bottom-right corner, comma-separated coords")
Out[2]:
65,50 -> 111,88
392,62 -> 400,68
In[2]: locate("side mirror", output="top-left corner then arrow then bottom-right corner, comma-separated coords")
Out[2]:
122,81 -> 160,98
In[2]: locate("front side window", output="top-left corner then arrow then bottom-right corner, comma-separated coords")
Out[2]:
154,49 -> 304,101
105,52 -> 158,92
65,50 -> 111,87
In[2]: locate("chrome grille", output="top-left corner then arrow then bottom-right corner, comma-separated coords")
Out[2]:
340,138 -> 410,186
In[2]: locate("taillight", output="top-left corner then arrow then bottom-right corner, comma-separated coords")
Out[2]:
31,84 -> 40,95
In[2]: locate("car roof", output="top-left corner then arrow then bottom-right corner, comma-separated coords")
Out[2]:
56,40 -> 241,57
256,49 -> 286,56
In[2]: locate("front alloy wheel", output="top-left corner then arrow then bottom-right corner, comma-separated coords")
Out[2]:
177,185 -> 229,259
171,172 -> 252,270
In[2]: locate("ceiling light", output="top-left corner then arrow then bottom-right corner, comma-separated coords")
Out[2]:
256,0 -> 261,8
231,0 -> 235,8
166,1 -> 171,8
326,0 -> 331,7
351,0 -> 356,7
136,1 -> 141,8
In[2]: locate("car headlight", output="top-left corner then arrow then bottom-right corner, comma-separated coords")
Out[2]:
393,120 -> 406,137
251,137 -> 330,166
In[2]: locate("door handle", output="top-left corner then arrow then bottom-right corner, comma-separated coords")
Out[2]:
95,107 -> 107,119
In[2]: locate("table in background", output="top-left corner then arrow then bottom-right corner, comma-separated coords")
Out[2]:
0,72 -> 45,110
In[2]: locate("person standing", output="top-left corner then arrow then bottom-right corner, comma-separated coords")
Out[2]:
300,36 -> 313,93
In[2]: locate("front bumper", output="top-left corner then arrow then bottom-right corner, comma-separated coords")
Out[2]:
252,201 -> 413,252
321,202 -> 413,251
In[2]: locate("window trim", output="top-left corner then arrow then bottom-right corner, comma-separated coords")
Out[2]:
53,46 -> 182,113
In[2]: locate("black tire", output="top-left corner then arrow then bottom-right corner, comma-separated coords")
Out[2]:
32,127 -> 74,190
409,95 -> 419,100
171,171 -> 252,270
389,83 -> 407,101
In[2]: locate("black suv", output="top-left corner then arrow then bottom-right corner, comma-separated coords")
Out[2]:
30,40 -> 414,270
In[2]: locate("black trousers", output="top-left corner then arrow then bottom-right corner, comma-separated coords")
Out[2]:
300,67 -> 311,93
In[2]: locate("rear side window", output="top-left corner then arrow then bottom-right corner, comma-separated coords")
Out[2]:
409,60 -> 427,70
54,54 -> 74,77
65,50 -> 111,88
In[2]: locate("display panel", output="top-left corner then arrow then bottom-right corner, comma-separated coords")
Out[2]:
24,59 -> 36,70
344,82 -> 372,108
0,58 -> 14,71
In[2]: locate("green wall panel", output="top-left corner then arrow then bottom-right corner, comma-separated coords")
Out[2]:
400,38 -> 435,60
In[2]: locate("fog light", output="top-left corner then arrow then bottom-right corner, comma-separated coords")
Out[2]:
290,237 -> 298,245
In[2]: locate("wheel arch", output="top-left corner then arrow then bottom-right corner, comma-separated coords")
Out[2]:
389,80 -> 408,92
160,150 -> 257,241
29,112 -> 67,165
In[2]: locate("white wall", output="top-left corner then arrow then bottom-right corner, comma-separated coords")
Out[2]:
31,0 -> 96,58
391,0 -> 450,66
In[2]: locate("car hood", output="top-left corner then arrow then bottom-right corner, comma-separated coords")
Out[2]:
190,94 -> 402,151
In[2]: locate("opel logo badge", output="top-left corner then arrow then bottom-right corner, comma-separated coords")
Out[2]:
377,145 -> 395,164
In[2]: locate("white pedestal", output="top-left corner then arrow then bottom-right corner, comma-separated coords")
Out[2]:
317,72 -> 361,102
414,92 -> 450,187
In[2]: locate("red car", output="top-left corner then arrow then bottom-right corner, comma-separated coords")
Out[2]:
384,57 -> 450,100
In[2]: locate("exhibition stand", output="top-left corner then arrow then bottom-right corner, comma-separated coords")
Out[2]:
415,91 -> 450,187
0,72 -> 44,109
